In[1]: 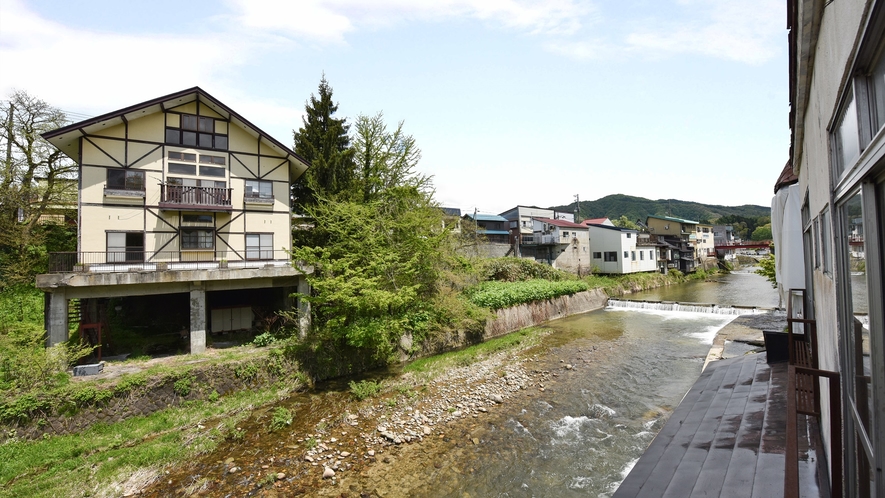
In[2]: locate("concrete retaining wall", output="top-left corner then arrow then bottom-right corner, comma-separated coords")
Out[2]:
484,288 -> 609,339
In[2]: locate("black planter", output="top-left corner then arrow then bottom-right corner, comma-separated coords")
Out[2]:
763,330 -> 789,364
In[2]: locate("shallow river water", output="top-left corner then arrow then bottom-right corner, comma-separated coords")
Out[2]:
145,271 -> 779,497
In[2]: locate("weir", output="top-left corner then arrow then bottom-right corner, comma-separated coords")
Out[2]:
606,299 -> 769,316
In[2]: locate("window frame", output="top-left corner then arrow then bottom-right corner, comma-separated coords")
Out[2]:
106,169 -> 145,192
245,233 -> 274,260
180,228 -> 214,250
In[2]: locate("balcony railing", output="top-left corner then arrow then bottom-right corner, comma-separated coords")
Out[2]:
46,250 -> 293,274
159,184 -> 233,211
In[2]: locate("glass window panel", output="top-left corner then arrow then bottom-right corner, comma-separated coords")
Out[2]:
198,133 -> 213,149
165,128 -> 180,144
181,114 -> 197,131
214,135 -> 228,150
168,162 -> 197,175
182,131 -> 197,146
835,93 -> 861,177
107,232 -> 126,262
183,214 -> 213,223
843,192 -> 872,440
182,229 -> 214,249
821,208 -> 831,273
125,171 -> 145,191
169,152 -> 196,162
107,170 -> 125,189
871,48 -> 885,133
200,155 -> 225,165
198,117 -> 214,133
199,166 -> 225,177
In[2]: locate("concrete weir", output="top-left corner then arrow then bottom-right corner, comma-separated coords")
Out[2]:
483,288 -> 610,339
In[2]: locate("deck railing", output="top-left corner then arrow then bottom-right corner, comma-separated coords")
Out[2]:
46,250 -> 293,274
159,184 -> 232,210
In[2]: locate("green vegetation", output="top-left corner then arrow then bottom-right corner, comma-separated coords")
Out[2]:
348,379 -> 383,401
756,253 -> 777,288
404,327 -> 547,377
269,406 -> 293,431
0,383 -> 289,498
552,193 -> 770,228
465,279 -> 590,309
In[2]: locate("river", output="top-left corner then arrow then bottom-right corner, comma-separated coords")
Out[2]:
143,269 -> 780,497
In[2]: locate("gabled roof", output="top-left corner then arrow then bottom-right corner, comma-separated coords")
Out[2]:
41,87 -> 310,180
585,223 -> 638,233
441,207 -> 462,217
533,217 -> 587,229
581,218 -> 611,226
464,213 -> 508,222
647,214 -> 699,225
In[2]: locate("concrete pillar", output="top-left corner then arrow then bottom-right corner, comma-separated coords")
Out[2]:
297,276 -> 311,337
45,290 -> 69,347
189,287 -> 206,354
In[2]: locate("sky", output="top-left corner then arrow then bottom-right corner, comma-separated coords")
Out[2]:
0,0 -> 788,216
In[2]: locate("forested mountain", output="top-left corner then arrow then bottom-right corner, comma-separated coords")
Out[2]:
550,194 -> 770,225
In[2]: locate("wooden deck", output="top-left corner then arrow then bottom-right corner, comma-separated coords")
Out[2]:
613,353 -> 829,497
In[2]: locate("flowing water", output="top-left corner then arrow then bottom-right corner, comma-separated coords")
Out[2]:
145,270 -> 780,497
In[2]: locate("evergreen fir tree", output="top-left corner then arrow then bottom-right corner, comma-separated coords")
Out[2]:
291,75 -> 355,211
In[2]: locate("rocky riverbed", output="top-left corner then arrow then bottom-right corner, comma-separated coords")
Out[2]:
137,330 -> 603,497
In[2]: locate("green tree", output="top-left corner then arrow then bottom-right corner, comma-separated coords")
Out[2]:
0,91 -> 77,285
755,253 -> 777,288
352,112 -> 428,203
291,75 -> 355,211
750,223 -> 773,241
611,215 -> 639,230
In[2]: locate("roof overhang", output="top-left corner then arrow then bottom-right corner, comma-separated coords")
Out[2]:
41,87 -> 310,181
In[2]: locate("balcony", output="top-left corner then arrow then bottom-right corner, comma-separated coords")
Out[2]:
46,250 -> 293,274
159,184 -> 232,212
523,234 -> 570,245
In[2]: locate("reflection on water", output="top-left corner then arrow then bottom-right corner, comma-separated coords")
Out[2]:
626,269 -> 779,308
413,271 -> 776,497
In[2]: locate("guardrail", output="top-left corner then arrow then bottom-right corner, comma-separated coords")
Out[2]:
47,250 -> 293,274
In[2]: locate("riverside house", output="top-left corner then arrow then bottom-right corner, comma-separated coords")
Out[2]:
36,87 -> 311,355
772,0 -> 885,495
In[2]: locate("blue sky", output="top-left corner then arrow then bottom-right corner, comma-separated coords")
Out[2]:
0,0 -> 787,215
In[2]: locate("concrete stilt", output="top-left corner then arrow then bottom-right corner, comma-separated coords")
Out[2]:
46,290 -> 69,347
297,276 -> 311,337
189,287 -> 206,354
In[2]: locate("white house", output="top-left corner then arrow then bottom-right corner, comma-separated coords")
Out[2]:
586,223 -> 657,274
526,217 -> 590,274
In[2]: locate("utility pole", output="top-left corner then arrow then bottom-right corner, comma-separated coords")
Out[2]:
574,194 -> 581,223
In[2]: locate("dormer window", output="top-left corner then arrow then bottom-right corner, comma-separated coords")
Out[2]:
166,113 -> 228,150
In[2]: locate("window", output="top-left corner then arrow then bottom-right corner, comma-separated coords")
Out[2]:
166,113 -> 228,151
593,252 -> 602,259
169,162 -> 197,175
562,231 -> 569,238
181,228 -> 214,250
107,232 -> 144,262
820,208 -> 831,274
107,169 -> 145,191
640,251 -> 644,260
604,252 -> 617,262
200,155 -> 225,165
813,218 -> 821,268
199,166 -> 225,177
835,92 -> 861,178
169,152 -> 196,162
183,214 -> 213,223
246,233 -> 273,260
626,233 -> 631,238
623,251 -> 629,259
245,180 -> 273,199
631,251 -> 636,261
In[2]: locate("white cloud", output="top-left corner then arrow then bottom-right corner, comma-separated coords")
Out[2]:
0,0 -> 302,140
624,0 -> 784,64
226,0 -> 594,42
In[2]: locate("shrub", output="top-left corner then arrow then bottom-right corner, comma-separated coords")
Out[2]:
480,257 -> 572,282
465,279 -> 589,309
269,407 -> 293,431
348,379 -> 383,401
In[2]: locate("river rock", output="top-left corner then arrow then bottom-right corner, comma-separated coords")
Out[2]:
323,467 -> 335,478
489,394 -> 504,403
276,472 -> 285,480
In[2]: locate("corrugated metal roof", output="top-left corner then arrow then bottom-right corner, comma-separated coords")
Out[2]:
647,214 -> 700,224
480,230 -> 510,235
533,217 -> 587,229
465,213 -> 509,222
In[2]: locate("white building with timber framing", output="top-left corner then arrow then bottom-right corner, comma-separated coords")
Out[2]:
36,87 -> 311,354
